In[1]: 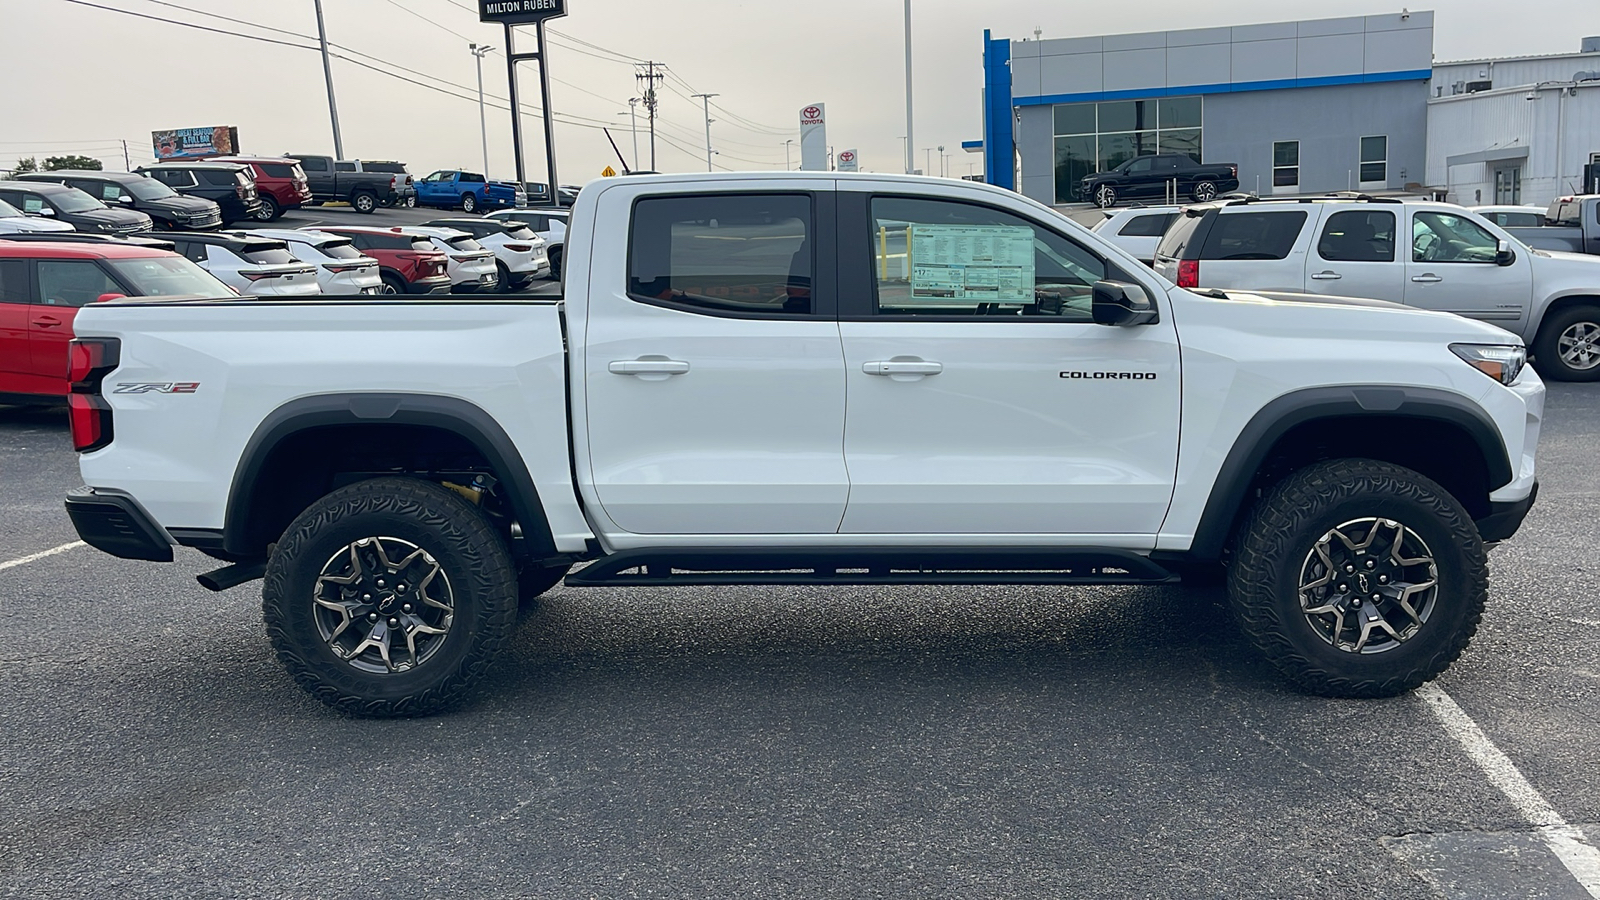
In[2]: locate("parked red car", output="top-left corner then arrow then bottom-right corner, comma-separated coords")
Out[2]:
209,156 -> 314,222
312,226 -> 452,294
0,239 -> 233,405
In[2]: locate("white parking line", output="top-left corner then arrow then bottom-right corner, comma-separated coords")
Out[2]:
1418,683 -> 1600,897
0,541 -> 86,572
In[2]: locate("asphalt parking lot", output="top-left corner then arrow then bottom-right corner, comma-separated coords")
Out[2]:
1,385 -> 1597,899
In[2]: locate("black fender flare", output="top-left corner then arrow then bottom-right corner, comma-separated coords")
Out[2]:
223,393 -> 555,559
1181,385 -> 1513,561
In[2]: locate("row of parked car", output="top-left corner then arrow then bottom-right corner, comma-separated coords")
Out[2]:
1089,192 -> 1600,381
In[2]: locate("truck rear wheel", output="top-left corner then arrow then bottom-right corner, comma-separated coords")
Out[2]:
461,193 -> 478,214
262,477 -> 519,717
1532,305 -> 1600,382
1228,459 -> 1487,698
351,191 -> 378,214
1192,180 -> 1219,202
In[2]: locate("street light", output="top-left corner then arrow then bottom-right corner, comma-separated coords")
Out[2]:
470,43 -> 495,179
783,139 -> 795,170
627,98 -> 641,171
904,0 -> 914,175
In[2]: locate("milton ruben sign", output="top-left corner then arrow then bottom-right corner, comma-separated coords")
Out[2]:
478,0 -> 567,25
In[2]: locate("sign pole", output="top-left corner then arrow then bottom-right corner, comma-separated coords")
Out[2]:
534,19 -> 561,206
505,23 -> 526,186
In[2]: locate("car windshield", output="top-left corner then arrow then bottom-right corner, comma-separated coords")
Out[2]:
107,256 -> 234,297
125,178 -> 179,201
50,189 -> 107,214
318,240 -> 363,260
0,198 -> 23,218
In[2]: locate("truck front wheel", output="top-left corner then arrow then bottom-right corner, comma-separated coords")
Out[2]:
1228,459 -> 1487,699
1532,305 -> 1600,382
262,477 -> 519,717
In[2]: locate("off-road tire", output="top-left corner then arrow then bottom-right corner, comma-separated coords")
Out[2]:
1532,304 -> 1600,383
1228,459 -> 1487,699
262,477 -> 519,717
517,563 -> 571,622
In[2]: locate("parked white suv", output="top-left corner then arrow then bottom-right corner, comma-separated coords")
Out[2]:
246,229 -> 382,296
1153,197 -> 1600,380
1090,206 -> 1180,267
420,217 -> 549,291
156,232 -> 320,298
488,207 -> 568,276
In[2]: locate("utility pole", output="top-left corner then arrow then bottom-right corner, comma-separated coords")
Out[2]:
783,139 -> 794,170
692,93 -> 718,172
636,62 -> 663,170
904,0 -> 914,175
121,140 -> 131,172
312,0 -> 344,160
470,43 -> 495,178
627,98 -> 641,171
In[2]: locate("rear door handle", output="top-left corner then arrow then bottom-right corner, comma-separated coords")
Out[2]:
609,358 -> 690,376
863,360 -> 943,376
1310,271 -> 1342,281
1411,274 -> 1443,284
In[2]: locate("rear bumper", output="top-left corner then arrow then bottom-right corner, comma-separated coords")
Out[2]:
406,275 -> 453,294
65,487 -> 174,562
1477,481 -> 1538,543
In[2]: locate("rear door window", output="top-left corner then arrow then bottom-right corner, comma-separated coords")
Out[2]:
1317,210 -> 1397,262
37,261 -> 124,307
1200,211 -> 1308,260
0,259 -> 31,304
261,163 -> 296,179
1118,213 -> 1178,237
300,157 -> 329,172
629,193 -> 815,316
200,169 -> 238,186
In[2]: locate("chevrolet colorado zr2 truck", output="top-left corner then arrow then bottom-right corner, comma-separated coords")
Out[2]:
61,173 -> 1544,717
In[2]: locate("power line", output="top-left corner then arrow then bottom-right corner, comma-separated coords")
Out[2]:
54,0 -> 317,49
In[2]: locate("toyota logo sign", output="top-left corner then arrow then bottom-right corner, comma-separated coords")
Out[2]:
840,151 -> 855,162
803,107 -> 822,120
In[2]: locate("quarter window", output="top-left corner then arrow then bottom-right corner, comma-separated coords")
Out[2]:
1359,136 -> 1388,186
628,193 -> 814,316
0,259 -> 30,305
1118,213 -> 1178,238
1412,211 -> 1499,263
1199,211 -> 1308,261
37,261 -> 123,307
869,196 -> 1121,320
1318,210 -> 1396,262
1273,141 -> 1300,189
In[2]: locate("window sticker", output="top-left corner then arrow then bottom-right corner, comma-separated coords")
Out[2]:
907,224 -> 1035,304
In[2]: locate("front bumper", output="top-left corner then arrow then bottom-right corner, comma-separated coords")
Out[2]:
1477,481 -> 1538,543
65,487 -> 174,562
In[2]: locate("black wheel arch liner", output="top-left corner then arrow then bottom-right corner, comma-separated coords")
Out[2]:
222,392 -> 556,560
1176,385 -> 1514,562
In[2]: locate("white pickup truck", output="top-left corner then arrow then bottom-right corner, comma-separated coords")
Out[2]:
63,173 -> 1544,716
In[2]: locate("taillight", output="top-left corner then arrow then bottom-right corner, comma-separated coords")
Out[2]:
323,263 -> 366,273
1177,260 -> 1200,289
505,243 -> 533,252
1230,165 -> 1238,178
236,184 -> 248,199
68,338 -> 120,453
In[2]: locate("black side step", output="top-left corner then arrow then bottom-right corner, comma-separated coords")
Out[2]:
563,547 -> 1178,588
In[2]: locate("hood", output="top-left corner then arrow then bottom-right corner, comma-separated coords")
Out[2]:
1532,248 -> 1600,265
141,195 -> 219,216
1179,286 -> 1523,344
0,216 -> 76,233
68,207 -> 152,228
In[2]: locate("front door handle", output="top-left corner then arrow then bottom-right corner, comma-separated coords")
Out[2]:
31,316 -> 63,328
1411,274 -> 1443,284
863,359 -> 943,377
1310,271 -> 1343,281
609,357 -> 690,377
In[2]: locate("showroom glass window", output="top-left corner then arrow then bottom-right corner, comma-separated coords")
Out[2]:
1273,141 -> 1300,190
1053,96 -> 1203,204
628,193 -> 813,317
868,196 -> 1126,321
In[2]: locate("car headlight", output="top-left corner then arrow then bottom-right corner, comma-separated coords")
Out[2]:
1450,343 -> 1527,385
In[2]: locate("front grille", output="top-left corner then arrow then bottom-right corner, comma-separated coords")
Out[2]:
120,222 -> 153,234
190,213 -> 222,228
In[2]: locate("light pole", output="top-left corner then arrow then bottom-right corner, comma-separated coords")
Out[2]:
470,43 -> 494,179
924,147 -> 933,177
312,0 -> 344,160
939,145 -> 947,178
692,93 -> 719,172
783,139 -> 795,170
904,0 -> 914,175
627,98 -> 641,171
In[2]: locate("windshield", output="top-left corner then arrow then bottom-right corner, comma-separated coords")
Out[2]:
125,178 -> 179,201
0,198 -> 22,218
50,189 -> 107,214
107,257 -> 234,297
318,240 -> 363,260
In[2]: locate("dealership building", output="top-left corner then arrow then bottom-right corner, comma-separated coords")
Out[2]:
980,12 -> 1600,208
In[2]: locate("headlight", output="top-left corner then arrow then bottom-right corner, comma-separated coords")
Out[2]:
1450,343 -> 1527,385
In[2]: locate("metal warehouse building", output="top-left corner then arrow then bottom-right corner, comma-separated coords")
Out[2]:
980,12 -> 1600,208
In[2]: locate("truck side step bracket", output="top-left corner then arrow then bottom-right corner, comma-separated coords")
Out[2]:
563,548 -> 1179,588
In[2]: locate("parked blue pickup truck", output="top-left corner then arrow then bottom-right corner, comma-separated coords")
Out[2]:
415,170 -> 527,214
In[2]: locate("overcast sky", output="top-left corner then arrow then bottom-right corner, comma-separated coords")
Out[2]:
2,0 -> 1594,182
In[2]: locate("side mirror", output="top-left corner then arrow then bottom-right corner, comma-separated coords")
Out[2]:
1093,280 -> 1160,327
1495,239 -> 1516,267
95,293 -> 126,304
37,207 -> 56,217
117,195 -> 134,205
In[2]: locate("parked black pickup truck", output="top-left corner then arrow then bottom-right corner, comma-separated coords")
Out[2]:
1505,195 -> 1600,256
1081,154 -> 1239,209
287,153 -> 400,214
